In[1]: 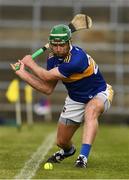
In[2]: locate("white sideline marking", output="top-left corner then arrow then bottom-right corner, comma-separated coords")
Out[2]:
15,132 -> 56,180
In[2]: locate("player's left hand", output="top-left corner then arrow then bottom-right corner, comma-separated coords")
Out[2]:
10,60 -> 25,72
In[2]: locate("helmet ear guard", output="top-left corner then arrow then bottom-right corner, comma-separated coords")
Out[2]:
49,24 -> 71,44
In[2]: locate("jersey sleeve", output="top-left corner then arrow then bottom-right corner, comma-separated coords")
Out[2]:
58,51 -> 89,77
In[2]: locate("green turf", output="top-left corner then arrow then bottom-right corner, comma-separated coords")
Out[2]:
0,122 -> 56,179
0,122 -> 129,179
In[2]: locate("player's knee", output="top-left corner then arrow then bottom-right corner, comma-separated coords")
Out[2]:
86,100 -> 104,118
85,106 -> 101,124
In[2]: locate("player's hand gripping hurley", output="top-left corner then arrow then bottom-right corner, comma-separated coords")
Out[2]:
15,14 -> 92,71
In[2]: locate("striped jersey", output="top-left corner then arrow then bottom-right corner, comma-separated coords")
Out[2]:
47,45 -> 106,103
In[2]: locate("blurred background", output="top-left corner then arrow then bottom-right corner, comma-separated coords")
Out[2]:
0,0 -> 129,126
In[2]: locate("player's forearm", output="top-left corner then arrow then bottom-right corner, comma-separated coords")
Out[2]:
16,70 -> 52,95
23,59 -> 50,81
21,56 -> 61,81
20,55 -> 48,80
30,65 -> 50,81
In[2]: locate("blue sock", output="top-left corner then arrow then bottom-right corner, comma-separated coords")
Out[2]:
80,144 -> 91,159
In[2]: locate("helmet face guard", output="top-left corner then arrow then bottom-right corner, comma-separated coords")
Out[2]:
49,24 -> 71,44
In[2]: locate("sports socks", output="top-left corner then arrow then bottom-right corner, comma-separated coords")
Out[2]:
80,144 -> 91,159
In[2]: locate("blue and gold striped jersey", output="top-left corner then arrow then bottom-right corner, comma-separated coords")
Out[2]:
47,46 -> 106,103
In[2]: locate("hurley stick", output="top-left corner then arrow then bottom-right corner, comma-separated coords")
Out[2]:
15,14 -> 92,71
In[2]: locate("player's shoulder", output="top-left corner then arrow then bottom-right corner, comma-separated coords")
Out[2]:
70,46 -> 88,64
72,45 -> 88,58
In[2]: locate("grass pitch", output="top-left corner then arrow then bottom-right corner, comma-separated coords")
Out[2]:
0,122 -> 129,179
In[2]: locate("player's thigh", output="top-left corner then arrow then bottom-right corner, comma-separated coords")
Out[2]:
57,122 -> 80,143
